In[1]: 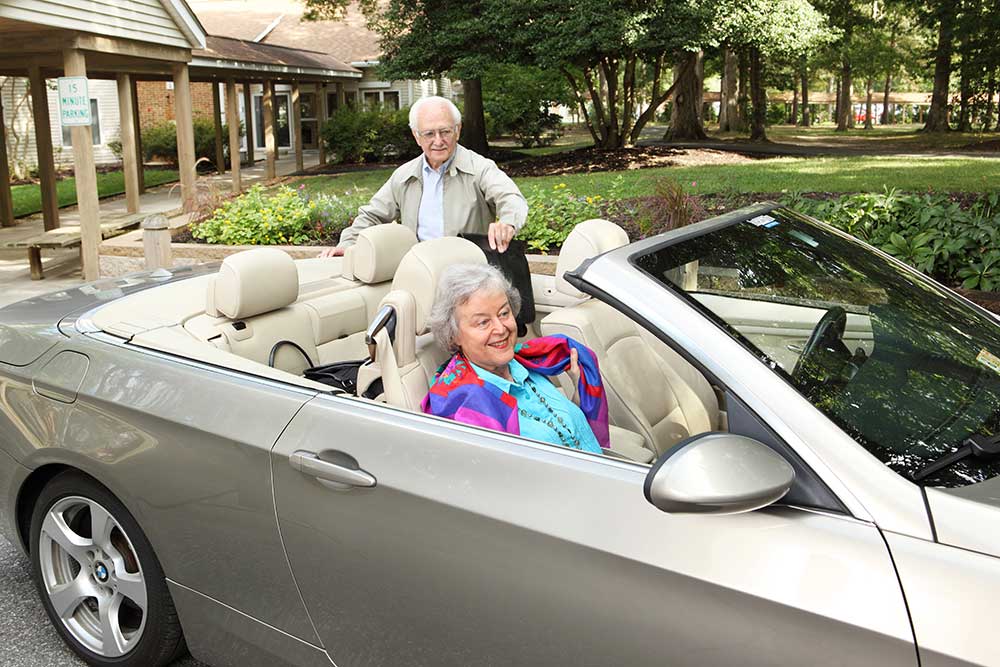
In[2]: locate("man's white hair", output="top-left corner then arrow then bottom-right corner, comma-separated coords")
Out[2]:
409,96 -> 462,131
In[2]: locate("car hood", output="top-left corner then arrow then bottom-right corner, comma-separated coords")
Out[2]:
0,265 -> 217,367
926,480 -> 1000,557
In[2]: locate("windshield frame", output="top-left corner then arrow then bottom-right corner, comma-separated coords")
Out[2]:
628,203 -> 1000,489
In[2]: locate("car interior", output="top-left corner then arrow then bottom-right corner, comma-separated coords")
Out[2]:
88,220 -> 728,464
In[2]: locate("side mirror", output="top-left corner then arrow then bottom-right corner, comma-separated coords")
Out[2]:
644,432 -> 795,515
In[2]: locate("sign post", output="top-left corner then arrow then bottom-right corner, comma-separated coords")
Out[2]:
58,76 -> 91,127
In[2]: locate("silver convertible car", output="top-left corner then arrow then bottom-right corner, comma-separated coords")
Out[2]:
2,203 -> 999,667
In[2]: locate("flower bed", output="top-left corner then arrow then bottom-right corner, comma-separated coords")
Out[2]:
189,184 -> 368,247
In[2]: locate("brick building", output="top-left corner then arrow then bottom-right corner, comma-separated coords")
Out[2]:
137,80 -> 216,128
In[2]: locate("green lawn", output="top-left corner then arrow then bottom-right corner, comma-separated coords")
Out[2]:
712,123 -> 1000,151
521,156 -> 1000,197
293,155 -> 1000,203
11,169 -> 179,218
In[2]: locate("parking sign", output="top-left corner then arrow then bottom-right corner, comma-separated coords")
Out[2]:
58,76 -> 91,127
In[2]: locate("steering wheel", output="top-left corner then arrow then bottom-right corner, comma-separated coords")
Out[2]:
791,306 -> 848,384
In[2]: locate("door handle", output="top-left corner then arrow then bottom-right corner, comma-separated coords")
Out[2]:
289,450 -> 377,488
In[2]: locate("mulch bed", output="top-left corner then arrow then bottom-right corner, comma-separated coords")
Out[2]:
304,145 -> 765,179
961,139 -> 1000,152
501,145 -> 761,178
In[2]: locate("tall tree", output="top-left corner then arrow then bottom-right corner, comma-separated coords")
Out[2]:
500,0 -> 713,148
666,51 -> 708,140
922,0 -> 958,131
716,0 -> 830,141
303,0 -> 497,152
815,0 -> 866,131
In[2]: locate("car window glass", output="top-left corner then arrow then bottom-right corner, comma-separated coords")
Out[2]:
634,208 -> 1000,488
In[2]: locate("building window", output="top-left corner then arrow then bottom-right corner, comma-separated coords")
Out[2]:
383,91 -> 400,111
344,90 -> 357,109
300,93 -> 315,119
363,91 -> 380,111
61,99 -> 101,146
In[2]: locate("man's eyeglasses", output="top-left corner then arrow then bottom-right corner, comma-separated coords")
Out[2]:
416,126 -> 457,140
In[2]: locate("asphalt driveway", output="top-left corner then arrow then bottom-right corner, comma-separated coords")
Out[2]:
0,534 -> 205,666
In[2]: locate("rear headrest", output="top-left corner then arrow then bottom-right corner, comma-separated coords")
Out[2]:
391,237 -> 487,333
207,248 -> 298,319
342,224 -> 418,284
556,219 -> 629,299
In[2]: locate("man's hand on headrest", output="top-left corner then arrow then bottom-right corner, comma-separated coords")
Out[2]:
488,222 -> 516,253
319,246 -> 345,258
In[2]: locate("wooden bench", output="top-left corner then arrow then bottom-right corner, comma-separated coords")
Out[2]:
1,217 -> 144,280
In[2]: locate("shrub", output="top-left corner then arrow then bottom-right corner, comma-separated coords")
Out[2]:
321,108 -> 419,164
517,183 -> 603,252
482,64 -> 572,147
765,102 -> 788,126
782,190 -> 1000,289
141,117 -> 230,168
512,111 -> 564,148
191,184 -> 369,246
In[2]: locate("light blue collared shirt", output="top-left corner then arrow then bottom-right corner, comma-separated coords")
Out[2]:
469,359 -> 603,454
417,154 -> 455,241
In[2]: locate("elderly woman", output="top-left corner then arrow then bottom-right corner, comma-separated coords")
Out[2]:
422,264 -> 609,453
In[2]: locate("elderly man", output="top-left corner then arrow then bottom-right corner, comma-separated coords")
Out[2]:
321,96 -> 528,256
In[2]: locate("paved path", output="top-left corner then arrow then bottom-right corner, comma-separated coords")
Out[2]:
0,149 -> 323,287
0,535 -> 205,666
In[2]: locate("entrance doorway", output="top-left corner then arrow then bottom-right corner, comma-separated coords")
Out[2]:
254,92 -> 291,149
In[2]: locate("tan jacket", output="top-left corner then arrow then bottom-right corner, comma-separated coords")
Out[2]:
337,145 -> 528,247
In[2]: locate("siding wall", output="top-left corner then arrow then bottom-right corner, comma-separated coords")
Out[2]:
1,76 -> 122,171
0,0 -> 191,48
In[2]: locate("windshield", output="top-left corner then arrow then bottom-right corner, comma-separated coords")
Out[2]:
635,207 -> 1000,488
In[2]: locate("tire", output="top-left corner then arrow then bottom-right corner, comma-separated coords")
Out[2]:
29,471 -> 187,667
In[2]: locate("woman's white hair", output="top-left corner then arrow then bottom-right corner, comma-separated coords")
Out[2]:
427,263 -> 521,353
409,96 -> 462,131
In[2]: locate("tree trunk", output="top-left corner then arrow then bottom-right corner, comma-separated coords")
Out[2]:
837,60 -> 852,131
801,73 -> 810,126
736,51 -> 749,132
834,76 -> 841,124
664,50 -> 707,141
881,73 -> 893,124
749,46 -> 768,142
925,3 -> 956,132
864,79 -> 874,129
958,57 -> 973,132
720,46 -> 739,131
984,70 -> 997,131
790,87 -> 799,125
459,78 -> 489,153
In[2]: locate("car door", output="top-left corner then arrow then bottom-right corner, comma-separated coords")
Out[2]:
271,394 -> 916,667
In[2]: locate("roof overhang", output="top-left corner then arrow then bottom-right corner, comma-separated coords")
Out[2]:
190,55 -> 362,80
162,0 -> 208,49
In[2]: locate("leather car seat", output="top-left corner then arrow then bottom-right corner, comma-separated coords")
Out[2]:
539,219 -> 720,455
206,248 -> 318,374
371,237 -> 488,411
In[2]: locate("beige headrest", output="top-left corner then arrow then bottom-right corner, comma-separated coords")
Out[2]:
391,237 -> 487,333
342,224 -> 418,284
207,248 -> 298,319
556,219 -> 629,299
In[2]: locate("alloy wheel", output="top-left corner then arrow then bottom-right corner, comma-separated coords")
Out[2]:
37,495 -> 148,658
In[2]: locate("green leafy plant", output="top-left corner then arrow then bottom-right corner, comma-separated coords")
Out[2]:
141,117 -> 232,168
782,189 -> 1000,290
191,184 -> 369,246
320,108 -> 419,164
517,183 -> 603,252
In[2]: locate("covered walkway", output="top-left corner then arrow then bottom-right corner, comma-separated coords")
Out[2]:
0,148 -> 320,286
0,0 -> 357,280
